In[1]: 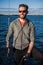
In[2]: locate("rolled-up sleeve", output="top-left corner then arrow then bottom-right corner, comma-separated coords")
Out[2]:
30,22 -> 34,42
6,22 -> 13,41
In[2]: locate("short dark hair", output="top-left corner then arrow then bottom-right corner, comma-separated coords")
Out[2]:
19,4 -> 28,11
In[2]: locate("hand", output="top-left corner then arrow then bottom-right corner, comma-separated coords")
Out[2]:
6,41 -> 10,53
6,47 -> 10,57
23,53 -> 30,60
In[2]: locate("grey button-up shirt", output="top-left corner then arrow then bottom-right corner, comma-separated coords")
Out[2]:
6,18 -> 34,50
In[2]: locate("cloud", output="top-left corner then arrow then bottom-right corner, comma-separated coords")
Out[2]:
0,8 -> 43,15
29,8 -> 43,15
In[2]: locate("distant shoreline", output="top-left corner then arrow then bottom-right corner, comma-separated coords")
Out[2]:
0,14 -> 43,16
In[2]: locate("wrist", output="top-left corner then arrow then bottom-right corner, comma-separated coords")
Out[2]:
27,48 -> 32,53
6,45 -> 9,47
6,46 -> 10,48
27,51 -> 31,54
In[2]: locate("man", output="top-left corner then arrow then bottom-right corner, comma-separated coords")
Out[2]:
6,4 -> 43,65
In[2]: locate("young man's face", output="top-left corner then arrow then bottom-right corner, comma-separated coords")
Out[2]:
18,6 -> 28,19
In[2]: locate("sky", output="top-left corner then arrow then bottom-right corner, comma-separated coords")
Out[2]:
0,0 -> 43,15
0,0 -> 43,8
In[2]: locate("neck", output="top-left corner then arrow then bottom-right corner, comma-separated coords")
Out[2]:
19,18 -> 26,22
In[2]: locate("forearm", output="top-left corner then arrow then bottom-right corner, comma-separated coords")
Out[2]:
27,41 -> 34,53
6,40 -> 10,55
6,22 -> 13,46
23,42 -> 34,59
6,40 -> 9,48
6,31 -> 12,47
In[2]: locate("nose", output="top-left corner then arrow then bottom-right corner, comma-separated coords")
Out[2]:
20,12 -> 24,15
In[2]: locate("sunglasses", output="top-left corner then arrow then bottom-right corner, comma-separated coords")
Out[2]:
19,10 -> 27,13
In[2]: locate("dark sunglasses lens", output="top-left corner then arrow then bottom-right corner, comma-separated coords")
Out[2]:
19,10 -> 26,13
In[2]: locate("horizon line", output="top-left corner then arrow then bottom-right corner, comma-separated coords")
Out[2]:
0,14 -> 43,16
